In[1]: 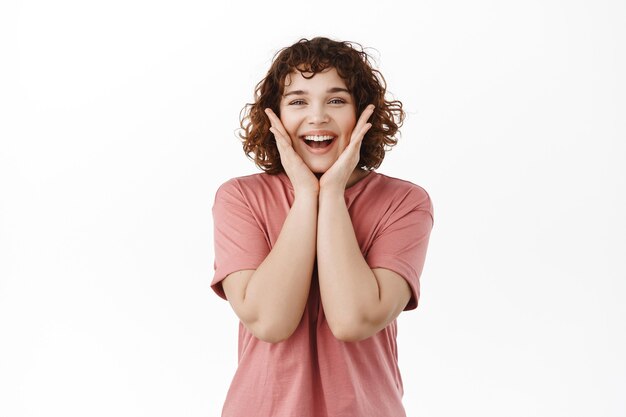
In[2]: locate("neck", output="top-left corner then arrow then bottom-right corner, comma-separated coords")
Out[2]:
346,168 -> 371,189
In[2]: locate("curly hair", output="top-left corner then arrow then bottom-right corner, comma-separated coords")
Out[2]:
238,36 -> 405,175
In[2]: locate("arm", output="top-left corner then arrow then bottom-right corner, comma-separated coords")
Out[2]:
220,108 -> 321,343
222,192 -> 317,343
315,104 -> 413,342
317,189 -> 411,342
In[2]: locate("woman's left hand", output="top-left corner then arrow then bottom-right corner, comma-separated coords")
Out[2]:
319,104 -> 375,193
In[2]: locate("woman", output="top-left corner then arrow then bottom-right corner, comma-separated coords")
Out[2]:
211,37 -> 434,417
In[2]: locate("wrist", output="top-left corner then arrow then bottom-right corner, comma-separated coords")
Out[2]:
319,185 -> 345,202
294,188 -> 319,203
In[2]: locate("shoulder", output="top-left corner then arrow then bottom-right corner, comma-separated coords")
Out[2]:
214,172 -> 290,209
368,172 -> 433,214
215,172 -> 284,196
216,172 -> 275,189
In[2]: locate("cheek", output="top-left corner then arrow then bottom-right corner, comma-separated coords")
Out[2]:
279,118 -> 298,137
341,120 -> 357,141
278,115 -> 301,146
340,112 -> 357,132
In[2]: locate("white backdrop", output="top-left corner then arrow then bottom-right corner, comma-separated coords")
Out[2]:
1,0 -> 624,416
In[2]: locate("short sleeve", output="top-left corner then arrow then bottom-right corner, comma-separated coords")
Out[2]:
211,179 -> 270,300
365,188 -> 434,310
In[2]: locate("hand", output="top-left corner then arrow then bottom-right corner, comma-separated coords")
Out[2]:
265,108 -> 319,197
319,104 -> 375,193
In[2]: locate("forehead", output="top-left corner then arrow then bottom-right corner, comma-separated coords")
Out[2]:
283,67 -> 349,91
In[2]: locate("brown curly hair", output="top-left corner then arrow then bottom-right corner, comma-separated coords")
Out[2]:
238,36 -> 405,174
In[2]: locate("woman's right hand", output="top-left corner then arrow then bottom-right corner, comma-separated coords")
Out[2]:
265,108 -> 319,197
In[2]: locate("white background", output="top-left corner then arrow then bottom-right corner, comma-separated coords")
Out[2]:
1,0 -> 624,416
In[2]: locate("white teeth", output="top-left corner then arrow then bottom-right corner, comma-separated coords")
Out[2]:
303,135 -> 335,142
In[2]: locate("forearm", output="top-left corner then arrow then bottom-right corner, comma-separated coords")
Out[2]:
243,192 -> 318,341
316,188 -> 382,341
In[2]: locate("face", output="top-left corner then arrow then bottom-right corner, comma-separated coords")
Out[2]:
278,67 -> 357,174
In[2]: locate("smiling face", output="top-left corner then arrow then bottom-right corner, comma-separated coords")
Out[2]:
278,67 -> 357,174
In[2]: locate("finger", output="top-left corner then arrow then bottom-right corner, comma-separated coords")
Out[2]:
264,108 -> 292,144
269,126 -> 291,150
350,120 -> 373,149
347,124 -> 371,156
360,122 -> 373,139
356,104 -> 375,129
264,108 -> 292,150
350,104 -> 375,144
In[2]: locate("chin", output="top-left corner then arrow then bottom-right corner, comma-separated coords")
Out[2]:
302,158 -> 330,174
308,164 -> 331,175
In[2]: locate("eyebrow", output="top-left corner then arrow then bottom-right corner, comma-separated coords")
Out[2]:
283,87 -> 351,97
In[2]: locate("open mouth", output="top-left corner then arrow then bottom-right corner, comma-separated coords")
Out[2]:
301,135 -> 336,149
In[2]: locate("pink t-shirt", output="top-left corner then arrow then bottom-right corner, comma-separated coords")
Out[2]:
211,171 -> 434,417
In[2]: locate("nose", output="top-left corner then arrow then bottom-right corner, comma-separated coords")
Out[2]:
307,103 -> 330,124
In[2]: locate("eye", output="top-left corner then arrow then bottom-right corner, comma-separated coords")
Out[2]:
329,98 -> 346,104
289,99 -> 306,105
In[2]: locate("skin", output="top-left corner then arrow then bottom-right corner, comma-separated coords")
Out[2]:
222,67 -> 411,343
